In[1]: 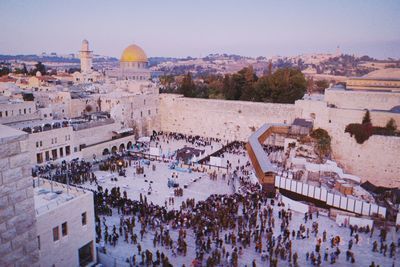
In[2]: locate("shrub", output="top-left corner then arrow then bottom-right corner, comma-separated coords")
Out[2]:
310,128 -> 332,162
385,118 -> 397,132
345,123 -> 372,144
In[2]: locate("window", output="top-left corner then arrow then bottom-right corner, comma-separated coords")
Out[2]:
148,110 -> 151,115
29,108 -> 31,113
40,141 -> 43,147
37,236 -> 40,250
140,111 -> 143,117
81,212 -> 87,225
36,141 -> 39,148
59,147 -> 64,157
36,153 -> 43,164
19,109 -> 21,115
66,146 -> 70,156
0,111 -> 2,117
24,108 -> 26,114
52,149 -> 57,160
45,151 -> 50,161
53,226 -> 59,241
62,222 -> 68,236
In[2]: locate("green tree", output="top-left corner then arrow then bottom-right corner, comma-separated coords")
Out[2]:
179,72 -> 195,97
362,110 -> 371,124
269,68 -> 307,103
14,63 -> 28,75
239,66 -> 258,101
385,118 -> 397,132
0,66 -> 10,76
29,62 -> 46,76
310,128 -> 332,163
315,79 -> 329,93
254,75 -> 271,102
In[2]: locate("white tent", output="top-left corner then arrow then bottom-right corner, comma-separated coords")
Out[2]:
138,136 -> 151,143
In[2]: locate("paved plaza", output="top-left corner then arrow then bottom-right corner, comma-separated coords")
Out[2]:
75,137 -> 400,267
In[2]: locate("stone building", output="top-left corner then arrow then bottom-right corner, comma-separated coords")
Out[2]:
0,125 -> 39,266
34,180 -> 97,267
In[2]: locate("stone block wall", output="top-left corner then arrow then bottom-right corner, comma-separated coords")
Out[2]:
0,125 -> 39,267
159,94 -> 296,141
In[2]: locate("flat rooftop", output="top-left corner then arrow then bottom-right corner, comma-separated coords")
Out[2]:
33,179 -> 91,216
6,119 -> 65,129
0,124 -> 26,143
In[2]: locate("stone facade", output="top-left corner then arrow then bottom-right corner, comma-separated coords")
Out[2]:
325,89 -> 400,111
159,93 -> 400,187
35,181 -> 97,267
0,101 -> 39,124
159,94 -> 296,141
0,125 -> 39,267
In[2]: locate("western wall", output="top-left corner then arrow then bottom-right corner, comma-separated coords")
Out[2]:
159,94 -> 400,187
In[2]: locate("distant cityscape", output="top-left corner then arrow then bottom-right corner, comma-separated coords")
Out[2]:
1,1 -> 399,267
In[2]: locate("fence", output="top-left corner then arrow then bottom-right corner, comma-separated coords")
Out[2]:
275,176 -> 387,218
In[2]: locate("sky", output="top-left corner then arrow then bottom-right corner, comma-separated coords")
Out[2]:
0,0 -> 399,59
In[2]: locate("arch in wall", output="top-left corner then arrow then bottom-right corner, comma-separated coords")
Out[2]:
119,143 -> 125,152
102,148 -> 110,155
111,146 -> 118,154
127,141 -> 132,150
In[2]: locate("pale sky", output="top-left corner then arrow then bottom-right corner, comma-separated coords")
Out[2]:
0,0 -> 399,59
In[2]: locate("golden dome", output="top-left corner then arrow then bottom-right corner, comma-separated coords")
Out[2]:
120,44 -> 148,62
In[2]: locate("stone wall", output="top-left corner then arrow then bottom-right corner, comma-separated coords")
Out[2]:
159,94 -> 296,141
0,125 -> 39,266
296,99 -> 400,187
159,95 -> 400,187
325,89 -> 400,111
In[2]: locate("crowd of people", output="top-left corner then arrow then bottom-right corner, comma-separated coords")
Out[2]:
34,132 -> 399,267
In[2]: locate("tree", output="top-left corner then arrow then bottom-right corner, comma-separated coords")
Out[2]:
14,63 -> 28,75
0,66 -> 10,76
315,80 -> 329,93
269,68 -> 307,103
29,62 -> 46,76
362,110 -> 371,124
238,66 -> 258,101
310,128 -> 332,163
179,72 -> 195,97
385,118 -> 397,132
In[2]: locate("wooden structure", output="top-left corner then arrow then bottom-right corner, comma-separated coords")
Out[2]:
246,124 -> 290,194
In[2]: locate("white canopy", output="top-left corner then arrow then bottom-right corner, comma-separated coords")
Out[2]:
137,136 -> 151,143
113,128 -> 133,135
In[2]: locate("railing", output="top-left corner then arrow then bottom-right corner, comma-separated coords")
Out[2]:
72,118 -> 115,131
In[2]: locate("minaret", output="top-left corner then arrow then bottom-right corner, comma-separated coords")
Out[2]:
79,39 -> 93,73
335,45 -> 341,57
